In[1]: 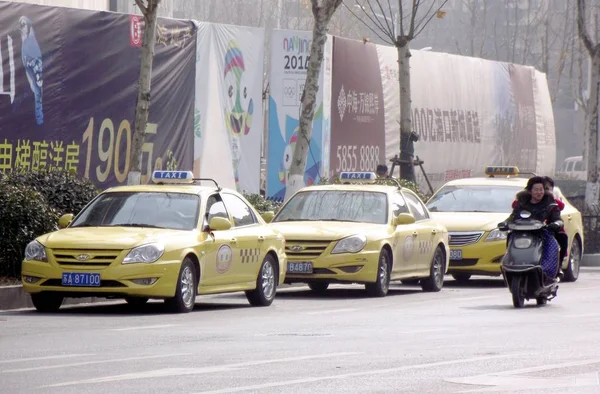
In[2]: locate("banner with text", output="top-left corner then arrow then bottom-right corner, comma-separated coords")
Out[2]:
0,1 -> 196,187
193,22 -> 265,194
375,45 -> 555,191
266,29 -> 332,200
330,37 -> 385,177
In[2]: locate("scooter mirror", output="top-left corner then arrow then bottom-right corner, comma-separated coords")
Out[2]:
520,210 -> 531,219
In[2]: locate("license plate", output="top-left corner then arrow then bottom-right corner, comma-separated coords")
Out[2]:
450,249 -> 463,260
61,272 -> 101,287
287,262 -> 313,274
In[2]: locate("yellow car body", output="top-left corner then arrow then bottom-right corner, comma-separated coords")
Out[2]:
426,168 -> 584,283
268,172 -> 450,296
21,171 -> 287,313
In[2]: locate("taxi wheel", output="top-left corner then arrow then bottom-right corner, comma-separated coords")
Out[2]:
421,246 -> 445,292
31,293 -> 63,313
365,249 -> 391,297
563,238 -> 581,283
246,254 -> 277,307
165,258 -> 197,313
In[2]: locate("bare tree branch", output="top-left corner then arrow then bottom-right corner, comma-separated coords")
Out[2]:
373,0 -> 395,37
135,0 -> 148,15
413,0 -> 448,38
342,1 -> 395,44
578,0 -> 595,54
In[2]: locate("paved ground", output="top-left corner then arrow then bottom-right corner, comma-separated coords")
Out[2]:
1,269 -> 600,394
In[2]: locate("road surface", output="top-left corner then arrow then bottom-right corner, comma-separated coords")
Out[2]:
1,269 -> 600,393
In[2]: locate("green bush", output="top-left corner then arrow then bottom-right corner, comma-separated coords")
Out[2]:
243,193 -> 282,214
1,169 -> 99,215
318,175 -> 430,202
0,182 -> 60,278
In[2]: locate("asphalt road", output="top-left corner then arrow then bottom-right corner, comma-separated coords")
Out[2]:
1,269 -> 600,394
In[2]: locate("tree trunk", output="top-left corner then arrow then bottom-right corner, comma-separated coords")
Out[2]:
128,1 -> 160,185
397,40 -> 416,182
585,51 -> 600,205
284,1 -> 340,201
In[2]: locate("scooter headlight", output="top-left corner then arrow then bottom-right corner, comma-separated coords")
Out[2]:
513,238 -> 532,249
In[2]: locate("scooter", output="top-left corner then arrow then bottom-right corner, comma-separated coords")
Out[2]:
499,210 -> 559,308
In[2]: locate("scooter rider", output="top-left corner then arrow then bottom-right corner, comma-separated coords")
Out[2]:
500,176 -> 564,278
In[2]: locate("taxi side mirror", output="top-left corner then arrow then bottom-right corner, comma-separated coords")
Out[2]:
393,213 -> 416,226
261,211 -> 274,223
58,213 -> 74,229
209,217 -> 232,231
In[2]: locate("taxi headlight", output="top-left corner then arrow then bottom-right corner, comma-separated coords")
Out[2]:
331,235 -> 367,254
24,240 -> 48,262
123,243 -> 164,264
485,228 -> 507,242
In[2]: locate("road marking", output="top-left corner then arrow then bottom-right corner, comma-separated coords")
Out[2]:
191,353 -> 527,394
3,353 -> 191,373
303,308 -> 358,315
0,354 -> 95,364
40,352 -> 361,388
111,324 -> 180,332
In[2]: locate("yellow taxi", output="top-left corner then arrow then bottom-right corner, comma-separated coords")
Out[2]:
267,172 -> 450,297
21,171 -> 286,313
425,166 -> 584,283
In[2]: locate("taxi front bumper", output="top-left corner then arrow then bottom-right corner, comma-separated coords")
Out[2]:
22,258 -> 182,298
447,239 -> 506,276
283,250 -> 380,285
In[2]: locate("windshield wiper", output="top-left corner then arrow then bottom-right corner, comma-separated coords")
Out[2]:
322,218 -> 361,223
110,223 -> 166,229
274,218 -> 315,222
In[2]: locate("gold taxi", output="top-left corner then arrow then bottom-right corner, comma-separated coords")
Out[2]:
267,172 -> 450,297
425,166 -> 584,283
21,171 -> 286,313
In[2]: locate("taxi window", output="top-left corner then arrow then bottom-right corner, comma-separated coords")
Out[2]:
426,185 -> 523,213
392,192 -> 410,216
273,190 -> 388,225
204,194 -> 230,228
222,193 -> 257,227
71,192 -> 200,230
403,191 -> 429,221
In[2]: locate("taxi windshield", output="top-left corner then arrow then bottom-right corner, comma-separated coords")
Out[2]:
426,185 -> 523,213
273,190 -> 388,224
70,192 -> 200,230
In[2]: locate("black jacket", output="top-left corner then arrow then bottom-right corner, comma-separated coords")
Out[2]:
506,190 -> 564,228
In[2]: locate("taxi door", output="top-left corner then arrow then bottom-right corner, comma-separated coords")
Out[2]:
402,190 -> 437,275
200,195 -> 240,288
390,191 -> 419,276
221,193 -> 266,284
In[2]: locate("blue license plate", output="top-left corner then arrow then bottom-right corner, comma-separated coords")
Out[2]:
450,249 -> 463,260
61,272 -> 101,287
287,262 -> 313,274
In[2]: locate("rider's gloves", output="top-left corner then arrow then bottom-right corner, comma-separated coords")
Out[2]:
547,222 -> 561,232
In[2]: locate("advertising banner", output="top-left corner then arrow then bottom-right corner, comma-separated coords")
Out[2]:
375,44 -> 555,191
193,22 -> 265,194
0,1 -> 196,188
266,29 -> 332,200
330,37 -> 385,177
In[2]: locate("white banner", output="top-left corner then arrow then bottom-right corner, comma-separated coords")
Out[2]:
375,45 -> 556,191
193,22 -> 264,194
266,29 -> 332,200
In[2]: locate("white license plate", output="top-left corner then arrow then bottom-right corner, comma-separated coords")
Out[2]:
287,262 -> 313,274
450,249 -> 463,260
61,272 -> 101,287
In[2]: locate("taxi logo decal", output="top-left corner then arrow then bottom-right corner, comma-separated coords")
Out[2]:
403,236 -> 414,260
216,245 -> 233,273
76,254 -> 91,261
241,248 -> 260,263
290,245 -> 304,252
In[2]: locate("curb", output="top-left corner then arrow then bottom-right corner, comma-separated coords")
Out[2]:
0,283 -> 306,311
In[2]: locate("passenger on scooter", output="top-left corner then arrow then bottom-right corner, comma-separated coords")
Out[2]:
500,176 -> 564,278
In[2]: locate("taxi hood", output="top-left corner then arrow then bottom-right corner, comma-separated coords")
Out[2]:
269,221 -> 386,240
429,212 -> 509,232
37,227 -> 192,250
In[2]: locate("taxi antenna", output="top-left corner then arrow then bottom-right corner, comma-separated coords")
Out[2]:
193,178 -> 222,191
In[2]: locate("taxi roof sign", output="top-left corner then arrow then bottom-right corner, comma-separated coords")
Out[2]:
339,171 -> 378,180
484,166 -> 520,177
152,170 -> 195,184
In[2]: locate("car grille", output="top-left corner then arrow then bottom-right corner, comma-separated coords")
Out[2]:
50,249 -> 122,268
285,240 -> 333,260
448,232 -> 484,247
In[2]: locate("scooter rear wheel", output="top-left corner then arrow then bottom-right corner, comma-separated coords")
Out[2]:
510,276 -> 525,308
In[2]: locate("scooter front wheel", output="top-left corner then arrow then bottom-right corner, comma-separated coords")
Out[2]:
511,276 -> 525,308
